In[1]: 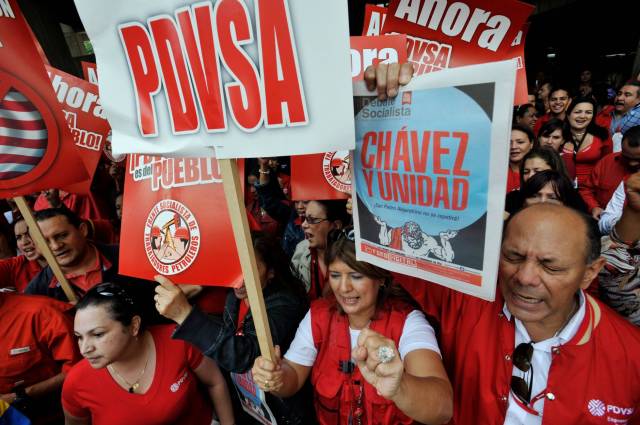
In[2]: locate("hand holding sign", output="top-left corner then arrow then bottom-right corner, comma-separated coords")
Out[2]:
364,62 -> 414,100
154,275 -> 193,325
251,346 -> 284,393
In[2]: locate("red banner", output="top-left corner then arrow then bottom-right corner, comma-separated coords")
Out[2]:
0,0 -> 88,197
119,154 -> 242,286
364,1 -> 533,104
46,65 -> 110,194
291,35 -> 407,201
81,61 -> 98,86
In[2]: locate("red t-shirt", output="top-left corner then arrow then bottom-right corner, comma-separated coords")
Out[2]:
48,246 -> 112,293
506,167 -> 520,193
578,153 -> 631,211
0,255 -> 43,292
62,325 -> 212,425
0,293 -> 79,394
564,136 -> 612,188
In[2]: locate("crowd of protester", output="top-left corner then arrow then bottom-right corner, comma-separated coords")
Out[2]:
1,26 -> 640,425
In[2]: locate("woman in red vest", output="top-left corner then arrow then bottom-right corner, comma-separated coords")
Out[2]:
252,227 -> 453,425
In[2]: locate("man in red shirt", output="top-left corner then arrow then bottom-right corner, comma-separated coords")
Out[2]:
24,209 -> 156,316
365,63 -> 640,424
0,292 -> 80,424
596,82 -> 640,145
579,125 -> 640,218
397,204 -> 640,424
533,86 -> 571,136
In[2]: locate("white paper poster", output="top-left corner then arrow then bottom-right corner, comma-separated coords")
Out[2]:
73,0 -> 355,158
352,60 -> 517,301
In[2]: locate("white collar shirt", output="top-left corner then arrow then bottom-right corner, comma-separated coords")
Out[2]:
503,291 -> 586,425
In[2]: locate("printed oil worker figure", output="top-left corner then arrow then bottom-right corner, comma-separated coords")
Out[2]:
374,217 -> 457,262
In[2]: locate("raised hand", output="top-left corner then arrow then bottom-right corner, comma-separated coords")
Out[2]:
154,275 -> 193,325
352,328 -> 404,399
364,62 -> 414,100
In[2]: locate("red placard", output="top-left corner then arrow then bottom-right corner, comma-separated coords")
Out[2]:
119,154 -> 242,286
384,0 -> 533,60
81,61 -> 98,86
291,35 -> 407,201
0,0 -> 88,197
46,65 -> 110,194
350,34 -> 407,80
510,23 -> 530,105
362,4 -> 389,36
368,1 -> 533,104
290,152 -> 351,201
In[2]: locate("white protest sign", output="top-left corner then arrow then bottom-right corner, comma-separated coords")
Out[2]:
73,0 -> 355,158
352,60 -> 516,301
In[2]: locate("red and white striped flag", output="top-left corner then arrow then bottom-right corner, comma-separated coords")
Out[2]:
0,89 -> 47,180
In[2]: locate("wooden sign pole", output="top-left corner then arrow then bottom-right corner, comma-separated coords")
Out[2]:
219,159 -> 275,362
14,196 -> 78,303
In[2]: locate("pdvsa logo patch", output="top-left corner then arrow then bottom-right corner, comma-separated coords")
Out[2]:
588,399 -> 606,417
588,399 -> 634,422
322,151 -> 351,193
144,200 -> 200,275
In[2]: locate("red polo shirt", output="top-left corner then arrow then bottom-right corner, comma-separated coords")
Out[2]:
0,293 -> 80,394
48,246 -> 112,294
0,255 -> 43,292
578,153 -> 632,212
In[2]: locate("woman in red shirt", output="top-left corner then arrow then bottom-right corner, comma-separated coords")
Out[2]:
562,97 -> 610,188
507,125 -> 535,192
62,282 -> 234,425
537,118 -> 576,180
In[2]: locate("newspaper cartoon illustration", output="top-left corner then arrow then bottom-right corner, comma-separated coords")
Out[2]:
374,217 -> 457,262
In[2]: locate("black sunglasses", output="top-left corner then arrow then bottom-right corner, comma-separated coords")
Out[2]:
95,282 -> 135,306
511,342 -> 534,404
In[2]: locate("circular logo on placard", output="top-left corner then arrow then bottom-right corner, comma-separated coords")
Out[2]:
322,151 -> 351,193
143,200 -> 200,275
588,399 -> 606,417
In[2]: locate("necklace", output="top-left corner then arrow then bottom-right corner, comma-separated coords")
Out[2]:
108,338 -> 150,394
